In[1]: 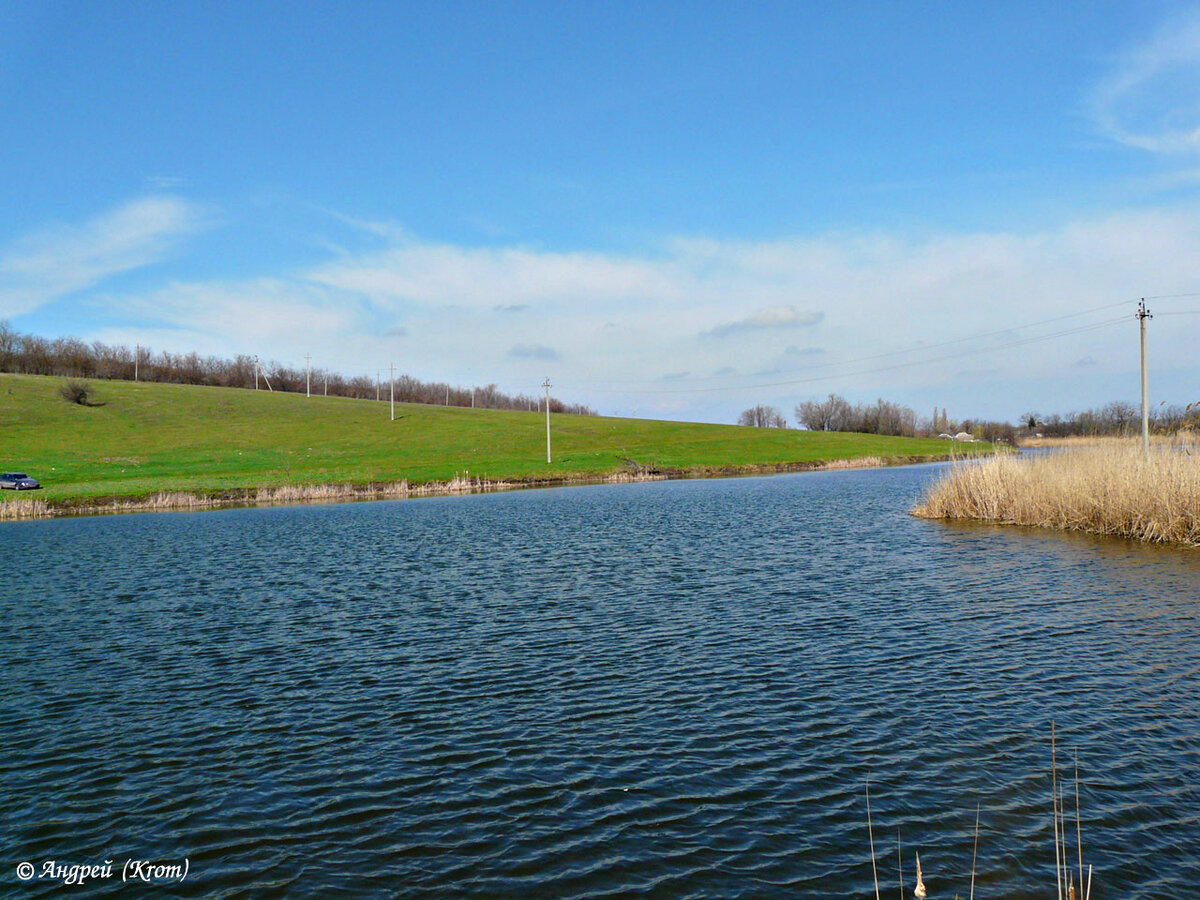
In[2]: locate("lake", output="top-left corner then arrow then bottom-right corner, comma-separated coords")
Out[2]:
3,462 -> 1198,897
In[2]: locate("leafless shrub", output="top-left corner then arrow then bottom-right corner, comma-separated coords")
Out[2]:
59,378 -> 93,405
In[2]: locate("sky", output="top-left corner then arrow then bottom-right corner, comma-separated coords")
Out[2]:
2,0 -> 1200,424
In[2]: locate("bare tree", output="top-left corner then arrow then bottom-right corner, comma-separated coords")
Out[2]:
738,405 -> 787,428
796,393 -> 851,431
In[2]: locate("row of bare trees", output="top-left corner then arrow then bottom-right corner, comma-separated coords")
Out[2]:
794,394 -> 920,437
748,391 -> 1198,442
0,321 -> 596,415
1024,401 -> 1200,437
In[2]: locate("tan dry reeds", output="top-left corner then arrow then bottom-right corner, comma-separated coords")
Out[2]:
913,439 -> 1200,547
1020,433 -> 1199,449
816,456 -> 889,471
865,727 -> 1093,897
0,496 -> 50,520
0,475 -> 519,520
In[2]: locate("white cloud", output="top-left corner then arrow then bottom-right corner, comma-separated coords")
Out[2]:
704,305 -> 824,337
0,196 -> 204,318
308,241 -> 681,310
1091,11 -> 1200,154
44,200 -> 1200,422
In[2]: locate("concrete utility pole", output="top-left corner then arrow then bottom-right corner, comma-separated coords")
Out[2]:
543,377 -> 552,464
1138,298 -> 1152,459
134,344 -> 139,382
323,372 -> 328,396
254,356 -> 260,390
389,363 -> 395,421
376,372 -> 381,402
445,386 -> 449,406
471,388 -> 474,409
305,353 -> 311,397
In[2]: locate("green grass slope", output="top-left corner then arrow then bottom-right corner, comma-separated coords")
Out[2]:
0,373 -> 981,506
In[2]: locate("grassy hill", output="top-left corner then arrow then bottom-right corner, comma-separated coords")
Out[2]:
0,373 -> 984,512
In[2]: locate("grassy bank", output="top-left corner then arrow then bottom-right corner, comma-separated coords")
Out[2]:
913,438 -> 1200,546
2,373 -> 988,518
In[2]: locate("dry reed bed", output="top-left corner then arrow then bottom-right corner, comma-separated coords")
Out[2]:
0,471 -> 674,521
1020,433 -> 1198,449
914,440 -> 1200,547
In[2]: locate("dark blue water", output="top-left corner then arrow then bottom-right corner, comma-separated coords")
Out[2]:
3,464 -> 1199,898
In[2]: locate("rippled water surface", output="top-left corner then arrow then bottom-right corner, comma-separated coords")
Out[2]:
3,464 -> 1199,898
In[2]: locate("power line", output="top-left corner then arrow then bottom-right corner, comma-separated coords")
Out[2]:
557,315 -> 1131,396
1143,291 -> 1200,300
567,297 -> 1137,388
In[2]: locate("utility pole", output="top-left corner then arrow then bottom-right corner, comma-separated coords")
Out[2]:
1138,298 -> 1152,459
134,344 -> 139,382
445,386 -> 449,406
254,356 -> 260,390
323,372 -> 328,396
471,388 -> 474,409
376,372 -> 380,402
390,363 -> 395,421
305,353 -> 311,398
543,377 -> 552,464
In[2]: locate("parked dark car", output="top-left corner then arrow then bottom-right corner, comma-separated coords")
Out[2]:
0,473 -> 40,490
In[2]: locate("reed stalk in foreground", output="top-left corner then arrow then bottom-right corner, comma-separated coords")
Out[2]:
865,725 -> 1092,897
913,439 -> 1200,546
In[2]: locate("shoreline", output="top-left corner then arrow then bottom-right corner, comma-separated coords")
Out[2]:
0,452 -> 965,522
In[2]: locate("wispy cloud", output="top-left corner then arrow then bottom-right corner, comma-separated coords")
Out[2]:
783,345 -> 826,358
704,305 -> 824,338
309,242 -> 678,308
144,175 -> 190,191
1091,10 -> 1200,154
0,196 -> 205,318
508,343 -> 559,360
100,277 -> 362,353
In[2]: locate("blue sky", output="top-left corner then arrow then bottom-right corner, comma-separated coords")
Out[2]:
2,1 -> 1200,423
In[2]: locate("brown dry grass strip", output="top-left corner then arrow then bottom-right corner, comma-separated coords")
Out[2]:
914,439 -> 1200,547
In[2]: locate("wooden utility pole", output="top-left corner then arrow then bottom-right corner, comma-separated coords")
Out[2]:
305,353 -> 311,397
390,363 -> 395,421
1138,299 -> 1152,459
543,377 -> 552,463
